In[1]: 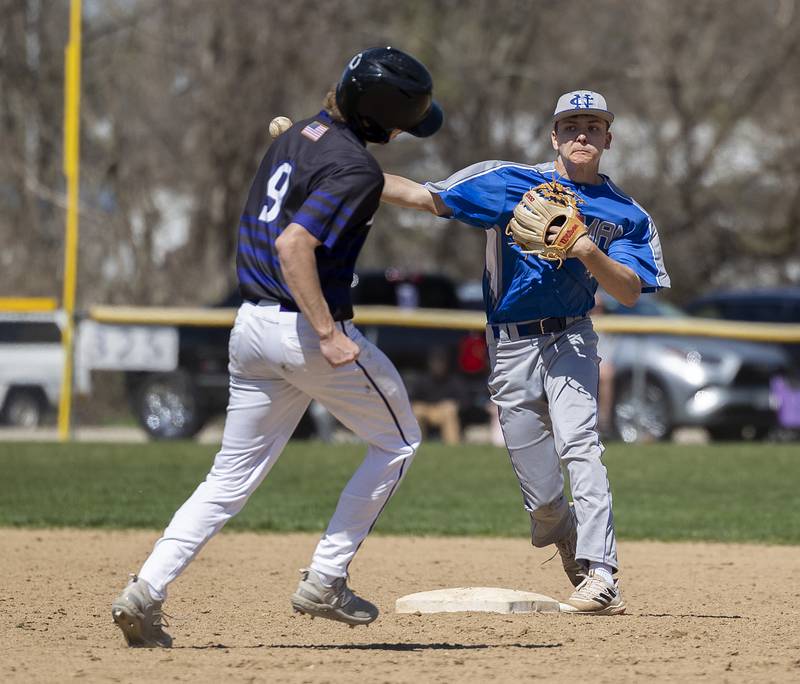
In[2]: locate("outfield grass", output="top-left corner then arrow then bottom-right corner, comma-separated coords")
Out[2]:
0,440 -> 798,543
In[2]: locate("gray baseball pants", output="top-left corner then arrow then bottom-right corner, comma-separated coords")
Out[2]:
486,317 -> 618,571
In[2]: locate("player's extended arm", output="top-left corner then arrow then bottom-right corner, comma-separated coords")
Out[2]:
570,237 -> 641,307
382,173 -> 451,217
275,223 -> 360,367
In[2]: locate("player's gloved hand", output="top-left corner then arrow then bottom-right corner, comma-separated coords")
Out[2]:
320,329 -> 361,368
505,179 -> 589,268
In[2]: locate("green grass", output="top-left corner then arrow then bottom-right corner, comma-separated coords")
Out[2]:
0,440 -> 798,543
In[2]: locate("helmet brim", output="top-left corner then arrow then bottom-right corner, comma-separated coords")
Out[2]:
405,100 -> 443,138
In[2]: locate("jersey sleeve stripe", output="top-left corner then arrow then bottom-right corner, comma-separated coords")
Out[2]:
302,198 -> 351,229
310,189 -> 355,217
425,160 -> 540,193
304,197 -> 337,215
644,217 -> 671,289
293,211 -> 326,236
605,179 -> 671,289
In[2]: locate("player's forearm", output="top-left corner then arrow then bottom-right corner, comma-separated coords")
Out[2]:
276,226 -> 335,340
382,173 -> 444,215
575,240 -> 641,307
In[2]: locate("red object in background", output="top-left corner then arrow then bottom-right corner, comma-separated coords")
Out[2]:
458,333 -> 488,374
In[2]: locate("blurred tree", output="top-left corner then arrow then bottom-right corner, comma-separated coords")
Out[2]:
614,0 -> 800,300
1,0 -> 799,307
0,0 -> 68,295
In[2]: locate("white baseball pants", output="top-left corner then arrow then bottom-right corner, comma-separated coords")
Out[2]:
138,301 -> 421,597
486,317 -> 618,571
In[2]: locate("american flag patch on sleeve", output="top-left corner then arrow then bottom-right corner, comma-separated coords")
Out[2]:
301,121 -> 329,142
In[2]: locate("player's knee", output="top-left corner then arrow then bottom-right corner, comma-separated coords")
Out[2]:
404,419 -> 422,454
382,423 -> 420,469
365,421 -> 420,462
196,472 -> 255,517
404,435 -> 421,467
559,434 -> 603,465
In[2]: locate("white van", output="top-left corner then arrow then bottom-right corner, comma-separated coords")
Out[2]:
0,312 -> 64,427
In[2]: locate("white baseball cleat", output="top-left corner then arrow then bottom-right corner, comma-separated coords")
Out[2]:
561,569 -> 626,615
111,574 -> 173,647
290,569 -> 378,626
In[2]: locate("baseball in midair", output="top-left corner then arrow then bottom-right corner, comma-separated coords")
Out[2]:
269,116 -> 293,139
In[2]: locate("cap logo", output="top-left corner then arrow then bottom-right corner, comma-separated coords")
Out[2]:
569,92 -> 595,109
348,53 -> 362,70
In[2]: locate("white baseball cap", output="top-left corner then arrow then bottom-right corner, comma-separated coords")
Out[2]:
553,90 -> 614,125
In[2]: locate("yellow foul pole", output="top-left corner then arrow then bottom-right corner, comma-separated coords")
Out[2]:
58,0 -> 82,440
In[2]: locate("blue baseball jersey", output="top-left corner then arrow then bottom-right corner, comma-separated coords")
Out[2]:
236,111 -> 383,321
426,160 -> 670,323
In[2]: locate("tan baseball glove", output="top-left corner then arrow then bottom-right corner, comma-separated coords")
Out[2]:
505,179 -> 588,268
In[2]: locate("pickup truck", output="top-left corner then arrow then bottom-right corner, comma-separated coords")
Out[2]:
122,271 -> 490,440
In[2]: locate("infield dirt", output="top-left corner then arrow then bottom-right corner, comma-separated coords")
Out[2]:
2,529 -> 798,682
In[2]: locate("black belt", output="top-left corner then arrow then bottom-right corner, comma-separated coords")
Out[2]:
490,315 -> 586,340
250,298 -> 351,321
251,298 -> 299,312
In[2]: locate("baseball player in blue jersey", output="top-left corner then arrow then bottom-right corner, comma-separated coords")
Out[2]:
382,90 -> 670,614
111,47 -> 443,646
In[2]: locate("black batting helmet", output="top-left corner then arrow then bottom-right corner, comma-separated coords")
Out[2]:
336,47 -> 443,144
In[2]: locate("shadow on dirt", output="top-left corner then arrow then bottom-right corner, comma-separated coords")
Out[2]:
184,641 -> 563,651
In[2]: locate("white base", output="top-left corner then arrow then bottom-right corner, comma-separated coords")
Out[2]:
395,587 -> 561,614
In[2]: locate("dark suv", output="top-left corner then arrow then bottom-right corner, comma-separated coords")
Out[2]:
125,270 -> 490,439
686,287 -> 800,323
685,287 -> 800,366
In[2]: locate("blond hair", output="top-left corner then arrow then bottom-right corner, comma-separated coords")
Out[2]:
323,86 -> 345,122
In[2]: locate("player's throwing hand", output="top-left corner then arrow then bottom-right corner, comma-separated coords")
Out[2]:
320,329 -> 361,367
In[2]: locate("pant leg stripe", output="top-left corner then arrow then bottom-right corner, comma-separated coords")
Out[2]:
340,322 -> 412,571
341,322 -> 412,448
344,457 -> 406,574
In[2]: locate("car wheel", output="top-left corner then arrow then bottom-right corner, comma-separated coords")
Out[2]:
2,388 -> 45,428
612,377 -> 672,443
135,373 -> 204,440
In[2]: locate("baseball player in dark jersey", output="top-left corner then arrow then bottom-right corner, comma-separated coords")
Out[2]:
382,91 -> 670,615
111,47 -> 443,646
